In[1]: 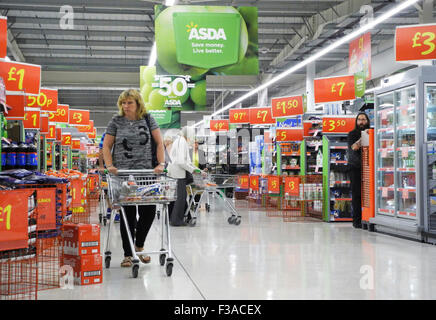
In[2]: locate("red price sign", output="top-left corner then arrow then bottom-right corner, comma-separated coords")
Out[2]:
249,107 -> 275,125
314,75 -> 355,103
76,120 -> 94,133
61,134 -> 72,146
271,95 -> 304,118
229,109 -> 249,124
56,128 -> 62,142
322,117 -> 355,134
50,104 -> 69,123
0,189 -> 34,251
40,115 -> 49,134
0,17 -> 6,59
0,60 -> 41,94
210,119 -> 229,132
23,109 -> 40,129
88,128 -> 96,139
72,139 -> 81,150
36,188 -> 56,231
238,175 -> 249,189
47,124 -> 56,140
284,177 -> 300,196
396,24 -> 436,61
5,94 -> 25,119
69,109 -> 90,126
26,88 -> 58,111
276,128 -> 304,142
249,175 -> 259,191
267,176 -> 280,194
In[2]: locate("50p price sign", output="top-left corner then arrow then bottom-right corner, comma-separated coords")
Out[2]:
271,95 -> 304,118
152,75 -> 195,108
396,23 -> 436,61
27,88 -> 58,112
322,117 -> 355,134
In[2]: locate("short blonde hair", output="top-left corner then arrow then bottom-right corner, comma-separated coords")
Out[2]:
117,89 -> 147,119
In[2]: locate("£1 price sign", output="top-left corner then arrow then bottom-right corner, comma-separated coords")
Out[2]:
284,176 -> 300,196
26,88 -> 58,112
249,107 -> 275,125
271,95 -> 304,118
23,109 -> 40,129
249,175 -> 259,191
276,128 -> 304,142
229,109 -> 249,124
322,117 -> 355,134
61,134 -> 72,147
210,119 -> 229,132
238,175 -> 249,189
47,124 -> 56,140
396,24 -> 436,61
314,75 -> 355,103
0,60 -> 41,94
69,109 -> 89,126
267,175 -> 280,194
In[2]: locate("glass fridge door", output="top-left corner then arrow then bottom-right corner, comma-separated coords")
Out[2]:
395,85 -> 417,219
376,92 -> 395,216
426,84 -> 436,142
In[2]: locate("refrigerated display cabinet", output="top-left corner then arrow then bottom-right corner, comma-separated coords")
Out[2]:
371,66 -> 436,241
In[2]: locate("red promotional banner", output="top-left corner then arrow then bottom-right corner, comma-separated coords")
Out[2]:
238,175 -> 249,189
69,109 -> 90,126
4,94 -> 25,119
284,176 -> 300,196
395,23 -> 436,61
47,124 -> 56,140
267,175 -> 280,194
322,117 -> 355,134
40,115 -> 49,134
229,109 -> 250,124
276,128 -> 304,142
36,188 -> 56,231
50,104 -> 69,123
249,107 -> 275,125
23,109 -> 40,129
349,32 -> 372,80
271,95 -> 304,118
210,119 -> 229,132
0,17 -> 6,59
72,139 -> 81,150
71,179 -> 85,207
0,60 -> 41,95
0,189 -> 34,251
249,175 -> 259,191
27,88 -> 58,111
314,75 -> 355,103
61,134 -> 72,146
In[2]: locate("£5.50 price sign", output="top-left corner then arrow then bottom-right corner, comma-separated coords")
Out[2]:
210,119 -> 229,132
396,23 -> 436,61
284,176 -> 300,196
26,88 -> 58,112
276,128 -> 304,142
271,95 -> 304,118
322,117 -> 355,134
314,75 -> 355,104
69,109 -> 90,126
0,60 -> 41,95
249,107 -> 275,125
229,109 -> 249,124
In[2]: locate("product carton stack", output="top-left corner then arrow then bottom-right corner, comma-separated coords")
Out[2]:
61,223 -> 102,286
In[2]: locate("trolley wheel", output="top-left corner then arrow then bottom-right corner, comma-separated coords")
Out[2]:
99,213 -> 102,223
105,256 -> 111,269
234,217 -> 241,226
228,216 -> 235,224
166,263 -> 173,277
189,217 -> 197,227
132,264 -> 139,278
157,211 -> 160,220
159,254 -> 166,266
103,217 -> 107,226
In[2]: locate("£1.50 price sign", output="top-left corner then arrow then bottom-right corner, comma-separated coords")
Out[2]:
396,23 -> 436,61
276,128 -> 304,142
249,107 -> 275,125
0,60 -> 41,95
322,117 -> 355,134
271,95 -> 304,118
210,119 -> 229,132
229,109 -> 249,124
314,75 -> 355,104
284,176 -> 300,196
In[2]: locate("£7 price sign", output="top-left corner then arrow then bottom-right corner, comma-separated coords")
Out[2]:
322,117 -> 355,134
395,24 -> 436,61
249,107 -> 275,125
271,95 -> 304,118
210,119 -> 229,132
284,177 -> 300,196
0,60 -> 41,94
229,109 -> 249,124
314,75 -> 355,103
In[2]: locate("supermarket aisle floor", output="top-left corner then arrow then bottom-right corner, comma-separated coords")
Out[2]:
39,199 -> 436,300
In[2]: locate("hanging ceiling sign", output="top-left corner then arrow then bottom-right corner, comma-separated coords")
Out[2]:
0,17 -> 6,59
26,88 -> 58,112
0,60 -> 41,95
210,119 -> 229,132
229,108 -> 249,124
248,107 -> 275,125
4,94 -> 25,120
276,128 -> 304,142
23,108 -> 41,129
69,109 -> 90,126
322,117 -> 355,134
50,104 -> 69,123
314,75 -> 355,104
271,95 -> 304,118
395,23 -> 436,62
349,32 -> 372,80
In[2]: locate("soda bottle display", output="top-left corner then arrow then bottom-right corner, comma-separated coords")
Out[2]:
26,143 -> 38,171
6,142 -> 17,169
17,142 -> 27,169
1,140 -> 8,169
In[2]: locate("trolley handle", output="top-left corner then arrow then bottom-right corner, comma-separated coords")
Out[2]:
104,169 -> 168,175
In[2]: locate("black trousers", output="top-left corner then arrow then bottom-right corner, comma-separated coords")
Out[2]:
349,167 -> 362,226
120,205 -> 156,257
168,178 -> 187,225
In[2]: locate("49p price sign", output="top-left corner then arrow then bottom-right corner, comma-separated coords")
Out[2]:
151,75 -> 195,108
322,117 -> 355,134
210,119 -> 229,132
395,23 -> 436,61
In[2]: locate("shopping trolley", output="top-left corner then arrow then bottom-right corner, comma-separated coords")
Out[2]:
98,173 -> 109,226
185,173 -> 241,226
104,169 -> 177,278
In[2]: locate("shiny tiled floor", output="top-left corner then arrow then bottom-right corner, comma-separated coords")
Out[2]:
38,198 -> 436,300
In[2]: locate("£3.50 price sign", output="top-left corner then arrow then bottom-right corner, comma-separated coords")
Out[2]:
238,175 -> 249,189
276,128 -> 304,142
69,109 -> 90,126
249,107 -> 275,125
229,109 -> 249,124
267,175 -> 280,194
26,88 -> 58,112
271,95 -> 304,118
0,60 -> 41,94
284,176 -> 300,196
322,117 -> 355,134
210,119 -> 229,132
23,109 -> 40,129
314,75 -> 355,104
396,23 -> 436,61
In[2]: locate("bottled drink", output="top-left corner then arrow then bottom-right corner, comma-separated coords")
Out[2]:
26,143 -> 37,171
6,142 -> 18,170
1,140 -> 8,169
17,142 -> 27,169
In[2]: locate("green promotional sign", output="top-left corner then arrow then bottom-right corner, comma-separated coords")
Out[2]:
173,13 -> 241,69
354,71 -> 366,98
148,110 -> 173,127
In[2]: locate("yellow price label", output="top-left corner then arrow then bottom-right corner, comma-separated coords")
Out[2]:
7,67 -> 25,90
0,205 -> 12,230
257,110 -> 268,122
412,31 -> 436,56
331,82 -> 346,97
288,181 -> 295,190
73,112 -> 83,123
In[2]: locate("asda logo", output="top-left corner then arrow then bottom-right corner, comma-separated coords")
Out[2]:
187,22 -> 227,41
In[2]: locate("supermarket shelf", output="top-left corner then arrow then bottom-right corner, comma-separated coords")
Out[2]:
331,218 -> 353,222
378,187 -> 395,192
398,187 -> 416,193
330,146 -> 348,150
397,124 -> 416,131
377,167 -> 395,172
331,198 -> 352,201
281,153 -> 300,156
378,208 -> 395,214
429,204 -> 436,214
332,181 -> 351,184
397,146 -> 416,152
398,168 -> 416,172
378,148 -> 394,153
377,128 -> 394,133
428,154 -> 436,165
428,179 -> 436,190
282,166 -> 300,170
398,210 -> 417,217
377,107 -> 393,112
397,104 -> 415,111
330,160 -> 348,164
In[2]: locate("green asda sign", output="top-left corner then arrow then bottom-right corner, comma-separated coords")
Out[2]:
148,110 -> 173,127
173,13 -> 241,69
